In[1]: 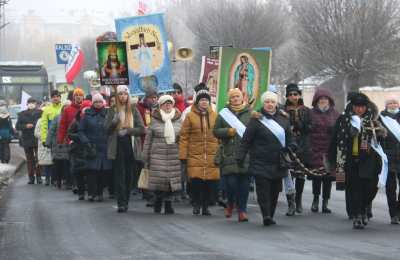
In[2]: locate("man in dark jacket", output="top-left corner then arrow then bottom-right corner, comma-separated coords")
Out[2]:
16,98 -> 42,184
284,83 -> 312,214
328,92 -> 386,229
379,97 -> 400,224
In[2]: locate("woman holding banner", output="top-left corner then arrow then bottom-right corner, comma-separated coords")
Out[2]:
213,88 -> 252,222
237,91 -> 295,226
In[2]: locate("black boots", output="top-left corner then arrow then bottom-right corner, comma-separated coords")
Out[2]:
311,195 -> 319,213
36,176 -> 42,184
295,193 -> 303,214
322,199 -> 332,214
202,206 -> 211,216
193,205 -> 201,215
27,176 -> 35,184
154,199 -> 162,214
263,216 -> 276,226
353,216 -> 364,229
164,201 -> 174,215
286,194 -> 296,216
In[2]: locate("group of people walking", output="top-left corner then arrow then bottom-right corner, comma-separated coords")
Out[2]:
11,81 -> 400,230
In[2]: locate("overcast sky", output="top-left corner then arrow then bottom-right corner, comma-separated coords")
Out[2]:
6,0 -> 164,22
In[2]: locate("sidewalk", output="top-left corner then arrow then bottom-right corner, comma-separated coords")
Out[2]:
0,144 -> 26,189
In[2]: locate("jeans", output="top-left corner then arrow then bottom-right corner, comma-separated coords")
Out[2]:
224,174 -> 250,213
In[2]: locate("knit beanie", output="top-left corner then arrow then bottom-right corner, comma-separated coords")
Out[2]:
73,88 -> 85,97
194,83 -> 211,104
286,83 -> 301,97
261,91 -> 278,104
228,88 -> 243,100
92,93 -> 105,103
158,94 -> 175,106
117,85 -> 129,94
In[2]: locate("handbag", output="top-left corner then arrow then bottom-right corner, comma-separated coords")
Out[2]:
53,143 -> 70,160
138,168 -> 149,189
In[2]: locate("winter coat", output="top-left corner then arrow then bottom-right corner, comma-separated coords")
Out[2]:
379,110 -> 400,173
78,107 -> 112,171
0,116 -> 14,143
57,103 -> 81,144
284,99 -> 312,167
328,100 -> 384,180
40,102 -> 62,142
143,108 -> 182,192
179,105 -> 220,181
213,105 -> 252,176
45,115 -> 67,160
16,109 -> 42,148
237,109 -> 293,180
309,89 -> 340,180
35,118 -> 53,165
104,105 -> 145,160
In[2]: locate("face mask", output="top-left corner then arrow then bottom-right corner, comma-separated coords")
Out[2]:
388,108 -> 399,114
318,104 -> 330,112
27,103 -> 36,110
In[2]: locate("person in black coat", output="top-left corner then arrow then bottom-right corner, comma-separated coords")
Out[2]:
284,83 -> 312,214
379,97 -> 400,224
328,92 -> 386,229
237,91 -> 295,226
16,98 -> 42,184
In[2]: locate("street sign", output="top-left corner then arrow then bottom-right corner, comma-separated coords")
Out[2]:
55,44 -> 72,64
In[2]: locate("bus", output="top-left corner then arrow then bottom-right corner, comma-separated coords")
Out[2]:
0,61 -> 49,125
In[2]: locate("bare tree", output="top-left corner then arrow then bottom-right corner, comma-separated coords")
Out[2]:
291,0 -> 400,94
0,0 -> 9,31
166,0 -> 291,90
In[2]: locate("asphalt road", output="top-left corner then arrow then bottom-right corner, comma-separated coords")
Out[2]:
0,168 -> 399,260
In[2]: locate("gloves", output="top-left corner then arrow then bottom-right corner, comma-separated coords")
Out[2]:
227,128 -> 237,137
118,129 -> 128,137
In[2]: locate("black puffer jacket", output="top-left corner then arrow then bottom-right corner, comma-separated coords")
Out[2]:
16,109 -> 42,148
237,109 -> 294,179
380,110 -> 400,173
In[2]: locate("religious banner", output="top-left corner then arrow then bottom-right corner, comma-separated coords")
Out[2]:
97,41 -> 129,85
115,13 -> 173,96
216,47 -> 272,111
199,56 -> 219,102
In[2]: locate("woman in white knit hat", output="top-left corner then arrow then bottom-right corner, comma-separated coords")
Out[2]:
237,91 -> 295,226
105,85 -> 145,213
143,94 -> 183,214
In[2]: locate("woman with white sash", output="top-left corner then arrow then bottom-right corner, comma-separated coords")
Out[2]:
214,88 -> 252,222
379,97 -> 400,224
237,91 -> 295,226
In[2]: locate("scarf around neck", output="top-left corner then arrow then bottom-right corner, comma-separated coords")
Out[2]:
229,103 -> 246,113
160,109 -> 176,144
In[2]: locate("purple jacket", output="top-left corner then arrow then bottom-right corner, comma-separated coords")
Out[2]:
310,89 -> 340,170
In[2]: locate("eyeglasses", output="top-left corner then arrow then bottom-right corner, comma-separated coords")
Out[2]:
288,92 -> 299,97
